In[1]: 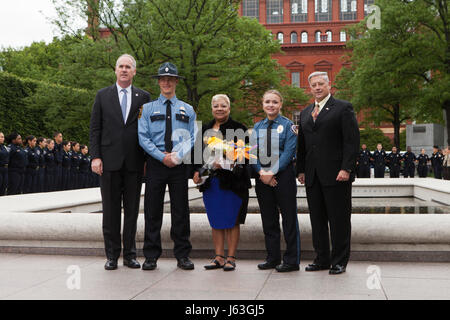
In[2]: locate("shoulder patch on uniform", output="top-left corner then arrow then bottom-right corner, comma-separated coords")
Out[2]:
291,124 -> 298,135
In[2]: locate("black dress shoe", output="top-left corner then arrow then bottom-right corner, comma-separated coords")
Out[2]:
305,263 -> 330,272
142,258 -> 157,271
257,261 -> 280,270
329,264 -> 346,275
276,263 -> 299,273
123,258 -> 141,269
177,257 -> 195,270
104,259 -> 118,270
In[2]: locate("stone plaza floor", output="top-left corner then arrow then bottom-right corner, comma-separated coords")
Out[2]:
0,253 -> 449,300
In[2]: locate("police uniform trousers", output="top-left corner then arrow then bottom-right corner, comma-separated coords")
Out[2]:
255,164 -> 301,266
45,167 -> 55,192
417,165 -> 428,178
55,164 -> 63,190
37,167 -> 45,193
305,171 -> 352,267
24,167 -> 38,194
403,164 -> 415,178
389,166 -> 400,178
357,165 -> 370,178
143,157 -> 192,260
7,168 -> 25,195
374,164 -> 385,178
100,163 -> 143,261
61,166 -> 71,190
0,167 -> 8,196
433,166 -> 442,179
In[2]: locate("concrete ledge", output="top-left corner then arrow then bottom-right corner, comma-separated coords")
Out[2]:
1,212 -> 450,261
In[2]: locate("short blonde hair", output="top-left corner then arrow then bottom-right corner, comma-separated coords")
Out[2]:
211,94 -> 231,108
263,89 -> 283,104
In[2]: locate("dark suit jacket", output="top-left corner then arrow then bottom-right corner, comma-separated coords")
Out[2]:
296,95 -> 360,187
89,84 -> 151,172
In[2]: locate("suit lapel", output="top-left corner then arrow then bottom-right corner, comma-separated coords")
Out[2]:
315,95 -> 335,124
109,85 -> 125,124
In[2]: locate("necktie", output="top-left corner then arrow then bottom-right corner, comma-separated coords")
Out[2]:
312,103 -> 320,122
165,100 -> 173,152
120,88 -> 128,123
266,120 -> 275,158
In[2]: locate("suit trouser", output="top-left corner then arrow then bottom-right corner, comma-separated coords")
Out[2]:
143,158 -> 192,260
305,173 -> 352,267
444,167 -> 450,180
433,167 -> 442,179
100,164 -> 142,260
0,167 -> 8,196
255,164 -> 301,265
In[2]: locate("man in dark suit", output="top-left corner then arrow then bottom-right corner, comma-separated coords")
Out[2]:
296,71 -> 359,275
90,54 -> 151,270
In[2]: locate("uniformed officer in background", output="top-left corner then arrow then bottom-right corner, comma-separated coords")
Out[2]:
431,145 -> 443,179
70,141 -> 81,189
36,137 -> 47,193
61,141 -> 72,190
402,146 -> 416,178
53,132 -> 64,191
0,132 -> 9,196
356,144 -> 371,178
417,148 -> 429,178
79,145 -> 91,189
44,139 -> 56,191
138,62 -> 197,271
24,135 -> 39,194
6,133 -> 27,195
387,146 -> 402,178
251,89 -> 300,273
371,143 -> 386,178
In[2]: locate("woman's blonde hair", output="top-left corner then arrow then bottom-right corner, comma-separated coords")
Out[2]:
211,94 -> 231,108
263,89 -> 283,104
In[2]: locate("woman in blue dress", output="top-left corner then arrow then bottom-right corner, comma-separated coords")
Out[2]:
193,94 -> 251,271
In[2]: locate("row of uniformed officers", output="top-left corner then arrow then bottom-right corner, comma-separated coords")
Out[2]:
0,131 -> 99,196
356,143 -> 448,179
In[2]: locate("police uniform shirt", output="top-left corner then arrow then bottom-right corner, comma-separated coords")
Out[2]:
8,144 -> 27,168
403,151 -> 416,165
25,146 -> 39,169
138,94 -> 197,162
0,144 -> 9,167
387,152 -> 402,166
251,114 -> 297,175
358,149 -> 371,166
372,149 -> 386,165
44,148 -> 56,168
431,152 -> 443,168
417,154 -> 429,166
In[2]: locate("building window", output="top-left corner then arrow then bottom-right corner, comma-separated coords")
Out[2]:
291,32 -> 298,43
267,0 -> 283,24
301,31 -> 308,43
340,30 -> 347,42
340,0 -> 357,20
242,0 -> 259,20
326,30 -> 332,42
364,0 -> 375,17
277,32 -> 284,43
315,0 -> 332,21
291,72 -> 300,87
315,31 -> 321,43
291,0 -> 308,22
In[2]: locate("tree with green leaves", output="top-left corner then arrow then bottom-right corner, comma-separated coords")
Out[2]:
335,0 -> 449,147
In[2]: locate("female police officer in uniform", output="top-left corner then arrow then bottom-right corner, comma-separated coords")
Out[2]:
251,90 -> 300,273
6,133 -> 27,195
0,132 -> 9,196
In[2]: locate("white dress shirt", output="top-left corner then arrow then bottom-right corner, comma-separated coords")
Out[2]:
116,83 -> 132,122
315,93 -> 331,113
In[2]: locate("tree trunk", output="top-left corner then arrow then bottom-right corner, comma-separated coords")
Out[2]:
444,99 -> 450,146
392,103 -> 401,149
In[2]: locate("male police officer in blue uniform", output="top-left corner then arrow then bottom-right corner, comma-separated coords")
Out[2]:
356,144 -> 371,178
371,143 -> 386,178
138,63 -> 197,271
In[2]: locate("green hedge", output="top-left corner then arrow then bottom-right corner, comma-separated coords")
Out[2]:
0,72 -> 93,144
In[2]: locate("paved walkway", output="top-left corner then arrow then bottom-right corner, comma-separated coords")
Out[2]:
1,254 -> 449,300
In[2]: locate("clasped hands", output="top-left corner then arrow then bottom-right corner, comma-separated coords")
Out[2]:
163,152 -> 181,168
296,170 -> 350,184
259,170 -> 277,187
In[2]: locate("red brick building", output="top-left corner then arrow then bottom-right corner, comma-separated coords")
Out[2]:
237,0 -> 404,139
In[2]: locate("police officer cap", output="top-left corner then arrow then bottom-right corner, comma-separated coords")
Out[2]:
152,62 -> 185,79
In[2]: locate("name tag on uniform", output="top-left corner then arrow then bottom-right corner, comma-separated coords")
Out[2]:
176,114 -> 190,123
150,114 -> 166,122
